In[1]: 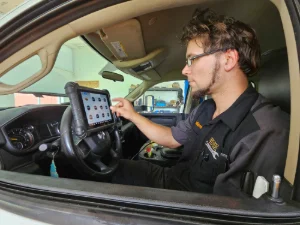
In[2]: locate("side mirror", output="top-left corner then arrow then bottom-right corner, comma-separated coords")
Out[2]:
145,95 -> 154,112
100,71 -> 124,82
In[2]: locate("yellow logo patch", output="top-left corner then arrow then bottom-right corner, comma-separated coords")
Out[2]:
208,137 -> 219,151
195,121 -> 203,129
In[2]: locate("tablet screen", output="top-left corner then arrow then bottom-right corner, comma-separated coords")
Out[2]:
80,91 -> 113,129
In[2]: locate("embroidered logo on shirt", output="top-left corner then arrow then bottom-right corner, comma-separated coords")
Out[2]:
208,137 -> 219,151
195,121 -> 203,129
205,138 -> 219,160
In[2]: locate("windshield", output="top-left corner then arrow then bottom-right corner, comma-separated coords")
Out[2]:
0,37 -> 142,107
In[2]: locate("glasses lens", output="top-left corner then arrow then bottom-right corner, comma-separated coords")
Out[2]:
187,58 -> 192,67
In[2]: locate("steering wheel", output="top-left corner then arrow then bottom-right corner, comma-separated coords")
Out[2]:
60,106 -> 122,178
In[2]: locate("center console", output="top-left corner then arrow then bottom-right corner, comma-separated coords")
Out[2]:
138,141 -> 183,167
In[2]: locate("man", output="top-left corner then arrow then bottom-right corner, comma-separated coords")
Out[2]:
110,9 -> 289,197
171,82 -> 184,104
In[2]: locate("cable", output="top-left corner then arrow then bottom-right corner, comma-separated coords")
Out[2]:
131,141 -> 155,160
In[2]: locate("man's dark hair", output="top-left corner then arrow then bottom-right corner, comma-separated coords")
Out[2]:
181,9 -> 261,76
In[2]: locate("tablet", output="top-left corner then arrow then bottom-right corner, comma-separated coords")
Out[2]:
65,82 -> 115,137
79,90 -> 114,129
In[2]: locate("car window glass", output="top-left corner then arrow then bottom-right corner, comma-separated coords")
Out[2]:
0,55 -> 42,85
135,81 -> 187,113
0,37 -> 142,107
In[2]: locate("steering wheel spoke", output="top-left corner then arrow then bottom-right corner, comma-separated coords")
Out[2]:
110,148 -> 120,159
92,158 -> 109,171
85,151 -> 109,171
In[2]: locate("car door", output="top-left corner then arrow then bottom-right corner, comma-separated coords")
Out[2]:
1,1 -> 300,225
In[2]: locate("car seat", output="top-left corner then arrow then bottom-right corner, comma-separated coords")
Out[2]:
257,47 -> 294,201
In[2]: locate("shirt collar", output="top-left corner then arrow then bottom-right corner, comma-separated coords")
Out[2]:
217,86 -> 259,131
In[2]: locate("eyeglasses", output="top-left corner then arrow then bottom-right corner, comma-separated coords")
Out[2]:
185,49 -> 226,67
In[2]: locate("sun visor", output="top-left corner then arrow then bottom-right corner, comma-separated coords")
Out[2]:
98,19 -> 166,81
99,19 -> 146,60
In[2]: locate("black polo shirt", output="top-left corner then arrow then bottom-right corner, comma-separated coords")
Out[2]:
169,86 -> 290,196
172,86 -> 258,161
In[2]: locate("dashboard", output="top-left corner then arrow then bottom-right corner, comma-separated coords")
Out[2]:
0,104 -> 126,172
6,121 -> 60,151
0,103 -> 127,173
0,105 -> 67,156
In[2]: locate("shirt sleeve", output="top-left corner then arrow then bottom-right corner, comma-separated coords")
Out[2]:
171,105 -> 201,145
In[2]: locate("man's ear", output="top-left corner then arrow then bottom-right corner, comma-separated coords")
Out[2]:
224,49 -> 239,72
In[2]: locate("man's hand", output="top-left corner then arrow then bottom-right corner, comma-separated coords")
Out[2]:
110,98 -> 137,121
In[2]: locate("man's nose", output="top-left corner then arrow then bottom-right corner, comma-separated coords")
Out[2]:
182,64 -> 190,77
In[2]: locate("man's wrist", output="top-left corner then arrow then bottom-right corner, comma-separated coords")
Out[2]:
129,111 -> 141,123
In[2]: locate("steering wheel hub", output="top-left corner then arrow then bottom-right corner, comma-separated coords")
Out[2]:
85,131 -> 111,157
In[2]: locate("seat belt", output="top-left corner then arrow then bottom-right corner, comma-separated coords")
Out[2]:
223,101 -> 273,163
251,101 -> 295,185
251,101 -> 272,114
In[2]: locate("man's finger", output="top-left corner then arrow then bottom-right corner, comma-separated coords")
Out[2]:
110,106 -> 120,113
110,106 -> 116,112
110,106 -> 124,116
114,108 -> 122,117
112,98 -> 125,107
115,102 -> 124,107
110,103 -> 123,111
112,97 -> 124,103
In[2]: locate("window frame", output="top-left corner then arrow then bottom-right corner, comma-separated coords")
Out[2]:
0,0 -> 300,224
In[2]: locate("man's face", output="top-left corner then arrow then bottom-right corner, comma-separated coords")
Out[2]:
182,39 -> 221,98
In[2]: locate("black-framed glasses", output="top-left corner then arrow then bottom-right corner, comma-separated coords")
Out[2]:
185,48 -> 227,67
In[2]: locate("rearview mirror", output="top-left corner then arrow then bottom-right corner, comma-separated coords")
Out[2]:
100,71 -> 124,82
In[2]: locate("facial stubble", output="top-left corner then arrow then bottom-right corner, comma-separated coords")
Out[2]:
192,59 -> 221,99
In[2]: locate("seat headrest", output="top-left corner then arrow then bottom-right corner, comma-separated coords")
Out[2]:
258,48 -> 290,113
